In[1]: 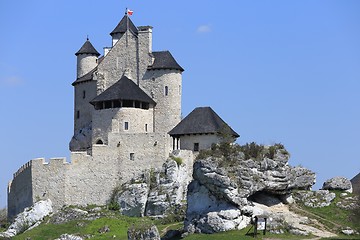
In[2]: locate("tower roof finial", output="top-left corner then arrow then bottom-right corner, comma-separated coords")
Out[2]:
86,35 -> 89,41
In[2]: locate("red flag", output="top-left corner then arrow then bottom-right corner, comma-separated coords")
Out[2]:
127,9 -> 133,16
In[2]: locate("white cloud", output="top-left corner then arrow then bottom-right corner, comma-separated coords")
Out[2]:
197,24 -> 212,33
1,76 -> 24,86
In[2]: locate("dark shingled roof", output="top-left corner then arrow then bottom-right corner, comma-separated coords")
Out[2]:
148,51 -> 184,72
72,67 -> 97,86
75,39 -> 100,56
110,15 -> 138,36
90,76 -> 155,105
169,107 -> 239,137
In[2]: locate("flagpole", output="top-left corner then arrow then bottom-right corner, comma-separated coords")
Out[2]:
125,8 -> 129,71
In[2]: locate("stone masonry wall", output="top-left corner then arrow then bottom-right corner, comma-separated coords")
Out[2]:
180,134 -> 221,151
31,158 -> 68,212
74,80 -> 97,134
77,54 -> 98,79
7,161 -> 33,220
141,70 -> 182,135
92,107 -> 154,145
97,31 -> 139,92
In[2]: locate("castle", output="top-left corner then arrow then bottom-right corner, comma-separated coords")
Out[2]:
7,13 -> 239,220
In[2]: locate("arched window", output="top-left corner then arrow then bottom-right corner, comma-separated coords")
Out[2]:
96,139 -> 103,144
165,86 -> 168,96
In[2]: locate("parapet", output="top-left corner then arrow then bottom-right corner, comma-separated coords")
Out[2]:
13,161 -> 32,178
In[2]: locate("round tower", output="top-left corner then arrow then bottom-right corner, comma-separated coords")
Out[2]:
141,51 -> 184,134
75,38 -> 100,79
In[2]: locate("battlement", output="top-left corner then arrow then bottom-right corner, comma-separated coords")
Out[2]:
13,161 -> 32,178
31,157 -> 68,166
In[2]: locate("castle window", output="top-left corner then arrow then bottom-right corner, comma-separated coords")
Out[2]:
76,111 -> 80,119
124,122 -> 129,130
105,101 -> 112,109
96,139 -> 103,144
152,77 -> 155,81
135,101 -> 141,108
165,86 -> 168,96
82,90 -> 86,99
113,100 -> 121,108
194,143 -> 199,152
179,85 -> 181,95
145,124 -> 148,132
130,153 -> 135,161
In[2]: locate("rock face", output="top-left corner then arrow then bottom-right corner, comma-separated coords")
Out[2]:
127,224 -> 160,240
116,154 -> 193,218
322,177 -> 353,193
292,190 -> 336,208
184,144 -> 316,234
0,199 -> 53,238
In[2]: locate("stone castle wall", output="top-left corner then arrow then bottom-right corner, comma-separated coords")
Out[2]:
97,33 -> 140,91
77,54 -> 97,79
74,80 -> 97,134
7,161 -> 33,220
141,70 -> 182,134
92,107 -> 154,145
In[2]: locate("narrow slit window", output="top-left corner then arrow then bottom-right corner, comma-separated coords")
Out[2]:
130,153 -> 135,161
165,86 -> 168,96
124,122 -> 129,130
194,143 -> 199,152
82,90 -> 86,99
145,124 -> 148,132
76,111 -> 80,119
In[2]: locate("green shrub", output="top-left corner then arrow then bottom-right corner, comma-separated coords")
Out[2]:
170,156 -> 183,166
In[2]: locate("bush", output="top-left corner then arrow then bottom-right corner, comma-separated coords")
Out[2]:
170,156 -> 183,166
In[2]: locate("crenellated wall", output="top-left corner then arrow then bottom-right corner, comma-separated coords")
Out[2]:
8,161 -> 33,220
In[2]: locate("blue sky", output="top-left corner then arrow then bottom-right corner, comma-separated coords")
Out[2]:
0,1 -> 359,208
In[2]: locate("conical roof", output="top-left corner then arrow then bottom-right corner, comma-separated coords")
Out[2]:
75,39 -> 100,56
148,51 -> 184,72
90,76 -> 155,105
110,15 -> 138,36
169,107 -> 239,137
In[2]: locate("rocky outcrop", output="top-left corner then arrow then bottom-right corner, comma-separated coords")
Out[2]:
0,199 -> 53,238
322,177 -> 353,193
292,190 -> 336,208
115,152 -> 193,218
184,144 -> 316,234
127,224 -> 160,240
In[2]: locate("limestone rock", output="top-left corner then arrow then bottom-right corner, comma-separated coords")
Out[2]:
118,183 -> 149,217
0,199 -> 52,238
56,234 -> 84,240
117,155 -> 193,218
293,190 -> 336,208
322,177 -> 353,193
127,224 -> 160,240
185,144 -> 317,234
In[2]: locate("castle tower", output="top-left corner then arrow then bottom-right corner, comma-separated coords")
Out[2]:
75,38 -> 100,79
70,39 -> 100,151
141,51 -> 184,134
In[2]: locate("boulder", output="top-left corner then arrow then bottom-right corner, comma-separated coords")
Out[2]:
55,234 -> 84,240
116,155 -> 193,218
127,224 -> 160,240
118,183 -> 149,217
322,177 -> 353,193
0,199 -> 53,238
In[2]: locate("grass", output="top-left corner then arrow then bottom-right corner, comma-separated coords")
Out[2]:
292,190 -> 358,232
7,217 -> 320,240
